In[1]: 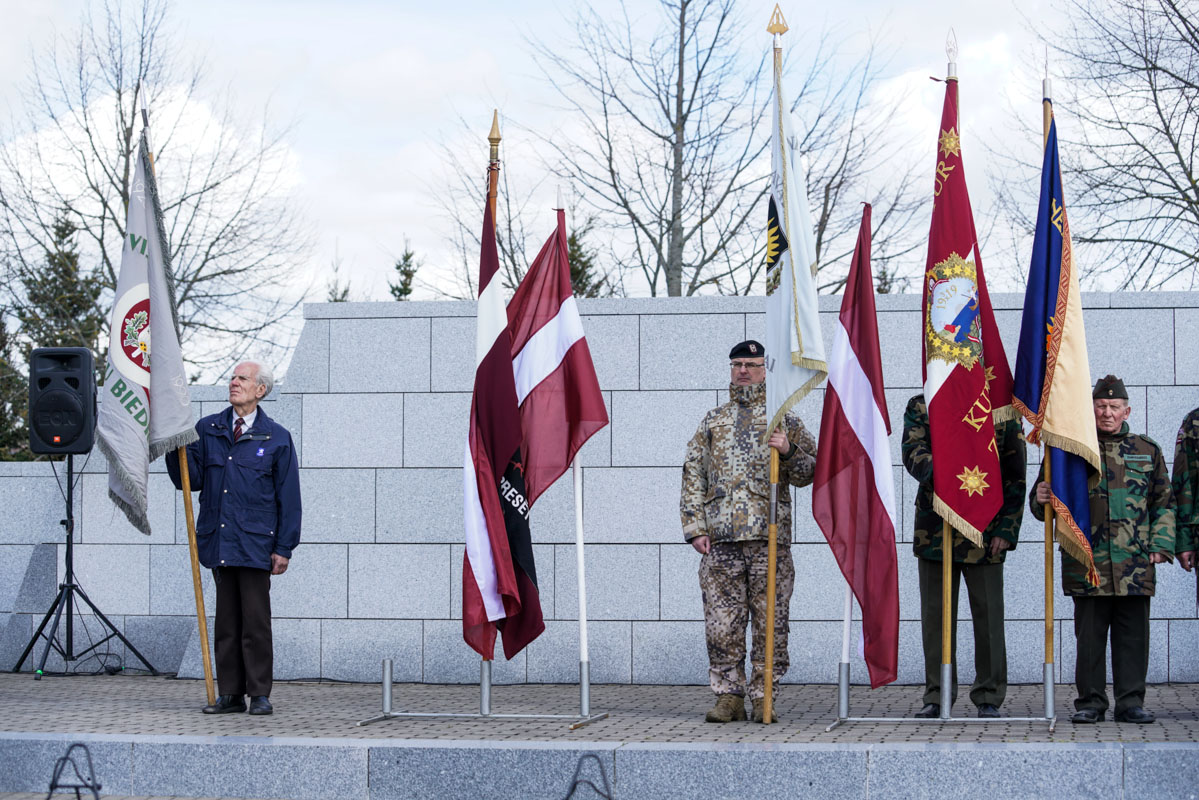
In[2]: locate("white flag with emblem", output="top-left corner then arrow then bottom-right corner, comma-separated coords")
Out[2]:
764,39 -> 827,434
95,128 -> 197,535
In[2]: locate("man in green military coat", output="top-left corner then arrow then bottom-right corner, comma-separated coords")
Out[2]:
1172,406 -> 1199,576
902,394 -> 1026,719
1032,375 -> 1175,724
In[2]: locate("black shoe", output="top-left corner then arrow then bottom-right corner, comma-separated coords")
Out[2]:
1114,706 -> 1155,724
915,703 -> 940,718
977,703 -> 1001,718
1070,708 -> 1104,724
202,695 -> 246,714
248,695 -> 273,715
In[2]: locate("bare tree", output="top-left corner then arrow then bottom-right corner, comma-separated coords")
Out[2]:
993,0 -> 1198,290
529,1 -> 927,297
0,0 -> 311,373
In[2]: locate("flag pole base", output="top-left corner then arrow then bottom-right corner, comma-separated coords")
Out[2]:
1044,662 -> 1056,730
939,664 -> 952,720
355,658 -> 608,729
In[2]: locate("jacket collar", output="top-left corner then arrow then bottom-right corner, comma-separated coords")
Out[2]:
1097,421 -> 1130,443
221,404 -> 273,438
729,381 -> 765,407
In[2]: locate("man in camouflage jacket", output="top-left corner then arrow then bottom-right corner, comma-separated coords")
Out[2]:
680,340 -> 818,724
1172,406 -> 1199,577
1032,375 -> 1175,724
902,394 -> 1026,718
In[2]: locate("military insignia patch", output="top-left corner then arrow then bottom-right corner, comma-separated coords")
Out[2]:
925,252 -> 983,369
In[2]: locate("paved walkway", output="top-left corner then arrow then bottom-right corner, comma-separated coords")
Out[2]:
2,673 -> 1197,745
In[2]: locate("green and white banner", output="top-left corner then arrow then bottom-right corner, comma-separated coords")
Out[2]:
96,129 -> 196,535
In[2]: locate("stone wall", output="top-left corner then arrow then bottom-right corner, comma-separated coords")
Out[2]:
2,292 -> 1197,685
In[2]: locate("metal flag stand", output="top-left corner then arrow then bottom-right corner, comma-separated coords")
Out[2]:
358,460 -> 607,730
826,32 -> 1059,736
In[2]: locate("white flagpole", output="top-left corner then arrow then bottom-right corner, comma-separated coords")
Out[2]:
573,457 -> 592,715
837,583 -> 852,718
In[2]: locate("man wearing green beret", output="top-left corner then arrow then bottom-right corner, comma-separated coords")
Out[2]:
1031,374 -> 1175,724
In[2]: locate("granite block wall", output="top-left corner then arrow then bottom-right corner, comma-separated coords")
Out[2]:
1,293 -> 1197,688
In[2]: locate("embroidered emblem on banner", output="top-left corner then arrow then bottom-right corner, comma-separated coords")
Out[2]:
926,252 -> 983,369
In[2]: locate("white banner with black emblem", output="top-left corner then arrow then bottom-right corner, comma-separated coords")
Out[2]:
764,41 -> 827,435
95,129 -> 196,535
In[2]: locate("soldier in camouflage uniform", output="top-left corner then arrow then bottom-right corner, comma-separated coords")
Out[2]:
680,340 -> 818,724
1171,407 -> 1199,577
902,394 -> 1025,718
1032,375 -> 1175,724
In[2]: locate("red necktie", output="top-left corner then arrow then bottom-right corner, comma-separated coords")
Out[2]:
234,417 -> 244,442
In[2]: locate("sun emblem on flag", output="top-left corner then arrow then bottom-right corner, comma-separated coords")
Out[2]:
765,196 -> 788,296
957,465 -> 990,497
939,127 -> 961,158
925,252 -> 984,369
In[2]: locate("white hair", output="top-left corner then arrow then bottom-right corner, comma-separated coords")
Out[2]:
239,360 -> 275,398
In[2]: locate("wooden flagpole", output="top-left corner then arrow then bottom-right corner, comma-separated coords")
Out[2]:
140,108 -> 215,706
764,448 -> 780,724
1042,76 -> 1056,721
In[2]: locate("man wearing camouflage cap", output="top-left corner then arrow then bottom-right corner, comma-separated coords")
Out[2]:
1032,374 -> 1175,724
680,340 -> 818,723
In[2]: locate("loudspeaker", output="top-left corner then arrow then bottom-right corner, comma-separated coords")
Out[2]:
29,347 -> 96,455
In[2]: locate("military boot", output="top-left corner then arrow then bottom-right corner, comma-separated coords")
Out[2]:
704,693 -> 747,723
751,698 -> 778,723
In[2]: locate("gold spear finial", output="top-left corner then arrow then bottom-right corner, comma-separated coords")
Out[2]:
488,109 -> 501,162
767,4 -> 789,35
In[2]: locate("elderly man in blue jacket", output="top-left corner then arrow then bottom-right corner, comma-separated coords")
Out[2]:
168,360 -> 301,716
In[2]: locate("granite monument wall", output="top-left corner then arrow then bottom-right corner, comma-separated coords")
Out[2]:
1,293 -> 1196,686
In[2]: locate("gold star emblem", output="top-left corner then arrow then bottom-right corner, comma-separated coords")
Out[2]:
957,465 -> 989,497
984,365 -> 996,388
939,127 -> 961,159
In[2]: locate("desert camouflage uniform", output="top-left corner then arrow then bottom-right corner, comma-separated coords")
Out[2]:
1031,420 -> 1175,714
901,394 -> 1025,708
1172,407 -> 1199,562
680,381 -> 816,699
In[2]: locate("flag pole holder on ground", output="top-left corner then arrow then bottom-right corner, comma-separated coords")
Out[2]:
822,587 -> 1057,732
355,658 -> 608,730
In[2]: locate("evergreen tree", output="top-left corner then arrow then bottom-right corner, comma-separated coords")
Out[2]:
13,214 -> 105,360
0,311 -> 30,460
388,242 -> 421,301
567,221 -> 615,299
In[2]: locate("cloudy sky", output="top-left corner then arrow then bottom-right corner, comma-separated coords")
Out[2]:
1,0 -> 1054,304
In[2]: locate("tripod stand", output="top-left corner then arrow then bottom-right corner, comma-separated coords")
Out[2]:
11,454 -> 157,677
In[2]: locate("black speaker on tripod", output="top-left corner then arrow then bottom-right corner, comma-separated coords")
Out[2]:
28,347 -> 96,455
12,347 -> 156,677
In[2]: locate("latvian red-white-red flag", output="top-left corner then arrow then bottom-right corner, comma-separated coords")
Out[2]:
507,208 -> 608,508
462,200 -> 545,660
812,204 -> 899,689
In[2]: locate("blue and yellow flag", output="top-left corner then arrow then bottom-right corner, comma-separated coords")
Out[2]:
1013,102 -> 1101,585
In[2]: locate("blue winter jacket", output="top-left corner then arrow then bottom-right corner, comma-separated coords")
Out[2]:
167,405 -> 301,570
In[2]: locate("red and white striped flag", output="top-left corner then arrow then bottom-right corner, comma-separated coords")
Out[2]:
812,204 -> 899,688
507,208 -> 609,508
462,200 -> 545,660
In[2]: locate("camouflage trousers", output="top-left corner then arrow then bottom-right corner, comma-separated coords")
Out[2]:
699,540 -> 794,700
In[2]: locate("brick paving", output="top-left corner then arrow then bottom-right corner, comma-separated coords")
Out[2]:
2,673 -> 1197,745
